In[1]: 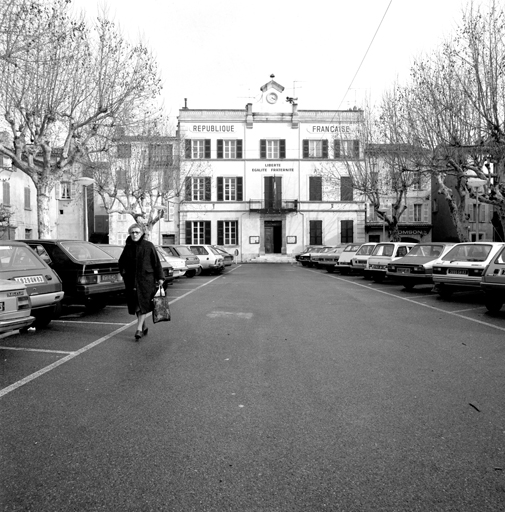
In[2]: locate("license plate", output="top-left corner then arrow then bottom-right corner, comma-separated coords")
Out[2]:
14,275 -> 44,284
100,273 -> 120,283
448,269 -> 467,275
398,268 -> 410,273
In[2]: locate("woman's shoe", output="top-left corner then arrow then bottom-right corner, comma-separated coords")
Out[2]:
134,330 -> 143,341
143,326 -> 148,336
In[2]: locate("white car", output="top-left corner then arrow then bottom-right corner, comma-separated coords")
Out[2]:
185,245 -> 225,274
366,242 -> 416,282
432,241 -> 505,299
156,247 -> 187,278
0,278 -> 34,334
334,243 -> 364,274
350,243 -> 377,276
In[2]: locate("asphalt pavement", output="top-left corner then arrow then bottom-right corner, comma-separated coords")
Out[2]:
1,264 -> 505,511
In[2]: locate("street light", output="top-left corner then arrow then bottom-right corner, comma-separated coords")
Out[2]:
377,208 -> 387,241
465,172 -> 487,241
74,177 -> 95,241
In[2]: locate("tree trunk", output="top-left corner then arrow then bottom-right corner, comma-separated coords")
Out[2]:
36,182 -> 53,239
436,175 -> 468,242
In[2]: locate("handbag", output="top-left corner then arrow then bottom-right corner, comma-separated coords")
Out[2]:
152,285 -> 171,323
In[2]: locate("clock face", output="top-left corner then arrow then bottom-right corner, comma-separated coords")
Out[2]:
266,92 -> 278,104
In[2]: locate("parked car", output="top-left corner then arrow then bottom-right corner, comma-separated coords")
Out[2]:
366,242 -> 416,282
386,242 -> 456,290
212,246 -> 234,266
18,240 -> 125,310
350,243 -> 377,276
156,247 -> 187,278
432,241 -> 505,299
333,243 -> 363,274
315,245 -> 347,272
97,244 -> 175,285
298,246 -> 333,267
295,246 -> 324,263
481,244 -> 505,313
0,241 -> 64,328
162,245 -> 202,278
0,278 -> 34,334
185,245 -> 224,274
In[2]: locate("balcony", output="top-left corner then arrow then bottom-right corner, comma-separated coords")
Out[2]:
249,199 -> 298,213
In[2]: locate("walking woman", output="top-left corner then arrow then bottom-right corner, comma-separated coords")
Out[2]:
118,224 -> 165,341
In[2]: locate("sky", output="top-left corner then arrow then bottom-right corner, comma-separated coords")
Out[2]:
72,0 -> 473,130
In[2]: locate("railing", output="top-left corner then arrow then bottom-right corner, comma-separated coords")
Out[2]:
249,199 -> 298,213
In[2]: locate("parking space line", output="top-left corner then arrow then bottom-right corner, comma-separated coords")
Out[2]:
0,346 -> 74,355
309,269 -> 505,333
451,306 -> 486,313
0,268 -> 239,400
53,320 -> 130,326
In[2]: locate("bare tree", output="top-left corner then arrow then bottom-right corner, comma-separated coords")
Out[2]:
91,125 -> 209,240
0,0 -> 162,238
317,102 -> 422,241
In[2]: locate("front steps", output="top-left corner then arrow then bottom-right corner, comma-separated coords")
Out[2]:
245,254 -> 297,264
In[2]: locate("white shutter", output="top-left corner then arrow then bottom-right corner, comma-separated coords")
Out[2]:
422,203 -> 429,222
408,204 -> 414,222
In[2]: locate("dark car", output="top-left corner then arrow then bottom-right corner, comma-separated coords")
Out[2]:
0,241 -> 64,328
96,244 -> 175,284
481,244 -> 505,313
162,245 -> 202,278
18,240 -> 125,310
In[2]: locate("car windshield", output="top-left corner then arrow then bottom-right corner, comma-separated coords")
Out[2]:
0,245 -> 46,271
371,244 -> 394,257
496,247 -> 505,264
61,241 -> 114,261
208,247 -> 221,255
441,244 -> 493,262
156,248 -> 169,262
344,244 -> 361,252
174,246 -> 194,256
356,245 -> 375,256
190,246 -> 209,255
98,245 -> 123,259
405,244 -> 444,258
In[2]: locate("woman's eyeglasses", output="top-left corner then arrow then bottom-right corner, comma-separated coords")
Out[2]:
130,231 -> 141,235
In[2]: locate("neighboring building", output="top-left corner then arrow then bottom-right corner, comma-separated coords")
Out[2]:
175,76 -> 367,261
364,145 -> 432,243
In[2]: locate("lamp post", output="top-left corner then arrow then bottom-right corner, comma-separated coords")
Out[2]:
74,177 -> 95,241
377,208 -> 387,241
466,175 -> 487,241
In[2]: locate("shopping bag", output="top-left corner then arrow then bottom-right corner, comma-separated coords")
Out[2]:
152,285 -> 171,323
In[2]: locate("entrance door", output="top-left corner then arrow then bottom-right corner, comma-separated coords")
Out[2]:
264,176 -> 282,212
265,221 -> 282,254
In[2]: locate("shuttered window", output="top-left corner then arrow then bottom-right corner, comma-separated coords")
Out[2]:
340,176 -> 353,201
341,220 -> 354,243
3,181 -> 10,205
217,140 -> 243,159
186,139 -> 211,159
309,220 -> 323,245
185,177 -> 211,201
24,187 -> 30,210
260,140 -> 286,159
217,177 -> 243,201
217,220 -> 238,245
334,139 -> 360,159
309,176 -> 322,201
303,140 -> 328,159
185,221 -> 211,244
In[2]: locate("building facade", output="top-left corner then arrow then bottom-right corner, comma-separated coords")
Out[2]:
176,78 -> 367,261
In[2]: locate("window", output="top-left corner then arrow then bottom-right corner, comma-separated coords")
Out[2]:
2,181 -> 10,205
340,176 -> 353,201
260,139 -> 286,159
413,204 -> 422,222
303,140 -> 328,159
185,139 -> 211,159
334,139 -> 360,159
185,177 -> 211,201
412,173 -> 423,190
60,181 -> 71,200
117,232 -> 128,245
185,221 -> 211,244
24,228 -> 32,239
309,220 -> 323,245
149,143 -> 172,169
309,176 -> 322,201
217,220 -> 238,245
341,220 -> 354,243
217,139 -> 243,159
24,187 -> 30,210
117,144 -> 131,159
217,177 -> 243,201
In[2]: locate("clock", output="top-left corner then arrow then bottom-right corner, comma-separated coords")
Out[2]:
266,92 -> 278,104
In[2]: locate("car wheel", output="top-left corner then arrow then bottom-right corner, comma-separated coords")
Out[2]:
485,298 -> 503,314
437,285 -> 453,300
301,262 -> 308,267
186,270 -> 195,278
32,313 -> 53,329
403,282 -> 415,291
194,266 -> 202,276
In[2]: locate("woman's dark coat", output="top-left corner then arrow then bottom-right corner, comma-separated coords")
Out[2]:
118,235 -> 165,315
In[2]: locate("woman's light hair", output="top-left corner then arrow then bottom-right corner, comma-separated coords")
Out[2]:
128,223 -> 144,234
